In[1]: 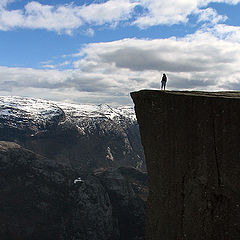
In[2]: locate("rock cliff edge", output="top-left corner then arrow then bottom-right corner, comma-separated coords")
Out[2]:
131,90 -> 240,240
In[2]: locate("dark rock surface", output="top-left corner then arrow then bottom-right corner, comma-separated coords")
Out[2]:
20,118 -> 143,171
95,167 -> 148,240
131,90 -> 240,240
0,141 -> 147,240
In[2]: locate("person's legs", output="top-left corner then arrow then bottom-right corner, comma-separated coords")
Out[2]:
163,81 -> 166,90
161,81 -> 164,90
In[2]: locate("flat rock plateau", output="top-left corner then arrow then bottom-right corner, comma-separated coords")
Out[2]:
131,90 -> 240,240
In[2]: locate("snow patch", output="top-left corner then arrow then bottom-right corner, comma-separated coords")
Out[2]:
106,146 -> 114,161
74,177 -> 84,184
57,102 -> 136,121
0,96 -> 64,125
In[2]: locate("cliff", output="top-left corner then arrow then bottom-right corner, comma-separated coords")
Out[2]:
0,141 -> 147,240
131,90 -> 240,240
0,96 -> 147,239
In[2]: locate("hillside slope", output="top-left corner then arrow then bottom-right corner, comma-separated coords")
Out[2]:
0,96 -> 145,171
0,141 -> 147,240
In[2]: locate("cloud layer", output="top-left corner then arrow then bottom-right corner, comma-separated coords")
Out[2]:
1,25 -> 240,105
1,0 -> 240,105
0,0 -> 240,34
0,0 -> 136,34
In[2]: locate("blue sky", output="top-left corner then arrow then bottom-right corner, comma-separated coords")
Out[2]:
1,0 -> 240,105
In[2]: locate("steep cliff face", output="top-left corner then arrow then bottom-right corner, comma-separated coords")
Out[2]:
0,141 -> 114,240
0,141 -> 146,240
131,90 -> 240,240
96,167 -> 148,240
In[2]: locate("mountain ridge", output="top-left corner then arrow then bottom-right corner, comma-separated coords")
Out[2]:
0,95 -> 145,171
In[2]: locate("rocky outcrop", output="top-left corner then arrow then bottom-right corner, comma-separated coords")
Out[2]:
0,141 -> 147,240
131,90 -> 240,240
95,167 -> 148,240
0,141 -> 114,240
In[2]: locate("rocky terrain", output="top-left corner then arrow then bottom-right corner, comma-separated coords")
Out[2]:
0,96 -> 145,171
0,141 -> 147,240
0,96 -> 147,240
131,90 -> 240,240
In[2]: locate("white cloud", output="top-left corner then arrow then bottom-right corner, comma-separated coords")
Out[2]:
0,8 -> 23,30
42,64 -> 56,69
134,0 -> 199,27
2,29 -> 240,104
74,36 -> 239,74
82,28 -> 95,36
1,1 -> 240,104
209,24 -> 240,42
196,8 -> 227,25
0,0 -> 240,33
186,23 -> 240,42
41,61 -> 71,69
22,2 -> 84,34
133,0 -> 240,27
0,0 -> 15,8
77,0 -> 137,25
59,61 -> 71,67
0,0 -> 136,34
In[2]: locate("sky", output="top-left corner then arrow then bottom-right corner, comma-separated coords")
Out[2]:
1,0 -> 240,105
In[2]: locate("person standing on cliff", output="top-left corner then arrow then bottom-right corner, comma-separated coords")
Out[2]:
161,73 -> 167,90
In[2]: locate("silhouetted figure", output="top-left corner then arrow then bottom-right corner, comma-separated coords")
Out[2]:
161,73 -> 167,90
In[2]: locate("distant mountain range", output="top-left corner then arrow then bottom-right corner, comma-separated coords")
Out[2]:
0,96 -> 147,240
0,96 -> 145,171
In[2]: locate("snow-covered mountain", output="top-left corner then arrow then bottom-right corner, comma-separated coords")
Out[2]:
0,96 -> 136,132
0,96 -> 145,171
58,102 -> 136,121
